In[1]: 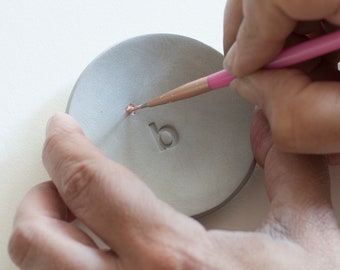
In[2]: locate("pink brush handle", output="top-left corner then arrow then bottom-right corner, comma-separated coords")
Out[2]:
207,30 -> 340,90
207,70 -> 235,90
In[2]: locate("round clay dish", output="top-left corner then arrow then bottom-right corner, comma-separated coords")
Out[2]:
67,34 -> 255,217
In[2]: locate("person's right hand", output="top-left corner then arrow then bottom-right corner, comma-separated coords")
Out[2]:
223,0 -> 340,155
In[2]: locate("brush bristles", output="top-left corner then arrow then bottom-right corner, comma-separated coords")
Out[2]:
125,103 -> 148,115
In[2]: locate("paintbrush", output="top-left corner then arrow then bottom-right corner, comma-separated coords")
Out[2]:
126,30 -> 340,115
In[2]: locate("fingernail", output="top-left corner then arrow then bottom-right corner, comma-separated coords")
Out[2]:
46,113 -> 62,137
46,113 -> 84,138
254,105 -> 261,112
224,46 -> 236,73
46,116 -> 53,136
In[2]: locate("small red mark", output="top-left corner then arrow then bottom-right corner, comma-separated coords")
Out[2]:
125,103 -> 136,115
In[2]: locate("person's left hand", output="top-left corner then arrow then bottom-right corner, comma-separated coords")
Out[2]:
8,112 -> 340,269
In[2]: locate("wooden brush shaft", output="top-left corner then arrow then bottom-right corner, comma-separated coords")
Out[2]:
147,77 -> 210,107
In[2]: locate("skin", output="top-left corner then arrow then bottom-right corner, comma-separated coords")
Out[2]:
8,112 -> 340,269
223,0 -> 340,154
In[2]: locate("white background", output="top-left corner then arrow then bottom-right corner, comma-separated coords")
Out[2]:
1,1 -> 340,269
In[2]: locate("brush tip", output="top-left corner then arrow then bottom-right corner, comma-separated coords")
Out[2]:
125,103 -> 147,115
125,103 -> 137,115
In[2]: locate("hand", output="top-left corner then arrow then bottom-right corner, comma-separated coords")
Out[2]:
223,0 -> 340,154
8,112 -> 340,269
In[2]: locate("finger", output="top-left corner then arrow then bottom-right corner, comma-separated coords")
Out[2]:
223,0 -> 296,75
250,108 -> 273,168
8,182 -> 118,270
42,113 -> 206,261
231,69 -> 340,153
223,0 -> 243,55
251,109 -> 340,166
224,0 -> 340,76
250,111 -> 340,250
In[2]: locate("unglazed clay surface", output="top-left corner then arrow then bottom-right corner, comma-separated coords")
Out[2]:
67,34 -> 254,216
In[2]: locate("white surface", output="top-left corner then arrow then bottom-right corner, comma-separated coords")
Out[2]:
1,1 -> 340,269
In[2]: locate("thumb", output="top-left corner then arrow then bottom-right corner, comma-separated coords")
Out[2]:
231,69 -> 340,154
42,113 -> 205,259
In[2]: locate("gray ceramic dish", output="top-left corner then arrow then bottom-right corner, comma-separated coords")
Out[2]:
67,34 -> 255,217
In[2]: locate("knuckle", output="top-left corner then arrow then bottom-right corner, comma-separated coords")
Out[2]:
137,238 -> 209,270
143,250 -> 195,270
266,71 -> 309,152
42,123 -> 99,213
42,131 -> 62,163
60,159 -> 97,212
269,100 -> 299,152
